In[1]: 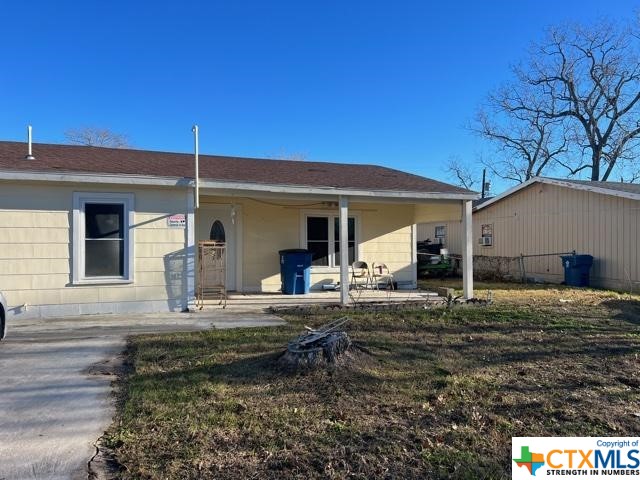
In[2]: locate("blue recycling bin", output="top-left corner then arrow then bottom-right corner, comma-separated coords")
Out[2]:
278,249 -> 313,294
560,254 -> 594,287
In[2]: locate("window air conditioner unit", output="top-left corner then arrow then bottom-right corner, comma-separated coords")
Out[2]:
478,236 -> 493,246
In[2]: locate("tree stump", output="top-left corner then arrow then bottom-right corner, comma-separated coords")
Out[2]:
278,317 -> 352,370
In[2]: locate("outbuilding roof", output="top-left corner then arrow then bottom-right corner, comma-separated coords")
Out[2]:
549,178 -> 640,196
0,141 -> 475,198
475,176 -> 640,211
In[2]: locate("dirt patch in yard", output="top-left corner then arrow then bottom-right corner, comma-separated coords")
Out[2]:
420,278 -> 640,318
104,288 -> 640,479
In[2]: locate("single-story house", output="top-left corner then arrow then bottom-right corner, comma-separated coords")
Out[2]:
418,177 -> 640,291
0,140 -> 478,318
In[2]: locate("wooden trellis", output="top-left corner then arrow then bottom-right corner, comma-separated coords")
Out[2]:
197,241 -> 227,309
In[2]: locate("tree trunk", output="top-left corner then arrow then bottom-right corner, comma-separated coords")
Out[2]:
591,150 -> 600,181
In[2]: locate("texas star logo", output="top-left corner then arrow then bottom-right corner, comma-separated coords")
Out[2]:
513,446 -> 545,476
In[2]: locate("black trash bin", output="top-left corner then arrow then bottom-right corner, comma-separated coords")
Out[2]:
278,249 -> 313,294
560,254 -> 594,287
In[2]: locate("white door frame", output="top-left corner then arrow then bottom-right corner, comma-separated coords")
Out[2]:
197,204 -> 243,291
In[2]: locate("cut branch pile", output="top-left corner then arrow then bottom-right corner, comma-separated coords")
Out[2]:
279,317 -> 352,370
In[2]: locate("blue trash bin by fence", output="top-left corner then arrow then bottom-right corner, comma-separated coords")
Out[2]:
560,254 -> 594,287
279,249 -> 313,294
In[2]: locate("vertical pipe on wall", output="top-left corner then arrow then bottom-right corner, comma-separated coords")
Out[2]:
25,125 -> 35,160
339,195 -> 349,305
462,200 -> 474,299
183,188 -> 196,311
192,125 -> 200,209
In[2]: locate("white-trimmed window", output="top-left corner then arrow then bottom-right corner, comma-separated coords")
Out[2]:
73,192 -> 134,284
434,225 -> 446,244
305,215 -> 356,267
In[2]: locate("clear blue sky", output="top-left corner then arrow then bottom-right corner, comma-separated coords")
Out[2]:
0,1 -> 635,193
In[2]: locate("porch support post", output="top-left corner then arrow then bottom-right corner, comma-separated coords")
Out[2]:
462,199 -> 474,299
411,223 -> 418,289
339,195 -> 349,305
183,188 -> 196,311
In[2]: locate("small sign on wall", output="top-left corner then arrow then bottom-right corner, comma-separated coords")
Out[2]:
167,214 -> 186,228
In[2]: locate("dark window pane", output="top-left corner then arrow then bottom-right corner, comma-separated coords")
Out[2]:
308,241 -> 329,266
85,239 -> 124,277
307,217 -> 328,241
210,220 -> 226,242
335,217 -> 356,266
334,217 -> 355,241
86,204 -> 123,239
334,241 -> 355,266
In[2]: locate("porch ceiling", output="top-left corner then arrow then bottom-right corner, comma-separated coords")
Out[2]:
198,186 -> 475,205
197,181 -> 478,202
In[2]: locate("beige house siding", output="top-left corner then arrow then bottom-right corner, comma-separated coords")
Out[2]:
414,202 -> 462,223
198,197 -> 424,292
418,183 -> 640,291
0,182 -> 189,317
240,198 -> 301,292
357,202 -> 414,286
1,182 -> 465,317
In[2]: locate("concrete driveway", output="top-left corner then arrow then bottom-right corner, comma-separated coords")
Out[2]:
0,311 -> 285,480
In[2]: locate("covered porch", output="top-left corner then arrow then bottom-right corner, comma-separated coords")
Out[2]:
186,185 -> 475,309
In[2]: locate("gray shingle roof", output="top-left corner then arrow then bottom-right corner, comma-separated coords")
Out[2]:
0,141 -> 474,196
549,178 -> 640,195
475,176 -> 640,211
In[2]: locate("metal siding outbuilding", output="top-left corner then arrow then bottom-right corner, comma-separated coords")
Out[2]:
418,180 -> 640,291
473,182 -> 636,288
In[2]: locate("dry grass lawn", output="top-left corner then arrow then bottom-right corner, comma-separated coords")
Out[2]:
105,283 -> 640,479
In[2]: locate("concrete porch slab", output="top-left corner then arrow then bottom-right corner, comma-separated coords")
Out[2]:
199,289 -> 442,311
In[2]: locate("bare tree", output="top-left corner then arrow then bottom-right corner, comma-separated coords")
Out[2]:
501,19 -> 640,181
64,127 -> 131,148
473,100 -> 567,183
621,171 -> 640,183
445,155 -> 478,189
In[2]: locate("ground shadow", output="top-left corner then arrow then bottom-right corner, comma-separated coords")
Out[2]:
601,298 -> 640,324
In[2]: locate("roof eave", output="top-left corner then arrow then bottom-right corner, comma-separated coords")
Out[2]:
0,169 -> 478,201
0,169 -> 189,187
541,177 -> 640,201
198,179 -> 478,201
474,176 -> 640,212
